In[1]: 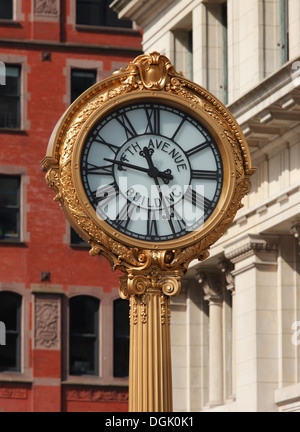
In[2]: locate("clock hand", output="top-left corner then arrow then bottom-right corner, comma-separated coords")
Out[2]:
152,173 -> 177,236
140,146 -> 155,170
141,147 -> 177,233
140,147 -> 173,184
103,158 -> 173,181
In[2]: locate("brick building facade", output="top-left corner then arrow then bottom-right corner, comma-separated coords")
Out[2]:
0,0 -> 142,412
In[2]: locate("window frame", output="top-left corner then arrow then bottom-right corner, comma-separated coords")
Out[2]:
0,1 -> 24,24
0,174 -> 21,242
75,0 -> 132,29
70,67 -> 98,104
0,291 -> 22,373
0,64 -> 21,130
64,287 -> 129,386
0,55 -> 30,132
69,295 -> 100,376
0,167 -> 29,245
0,0 -> 14,21
113,297 -> 130,378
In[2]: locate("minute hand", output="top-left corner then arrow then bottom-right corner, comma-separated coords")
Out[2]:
104,158 -> 173,181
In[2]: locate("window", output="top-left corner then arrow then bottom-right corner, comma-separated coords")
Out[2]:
0,0 -> 13,20
280,0 -> 289,64
0,175 -> 21,241
0,65 -> 21,129
113,298 -> 129,377
0,292 -> 22,372
70,69 -> 97,246
76,0 -> 131,28
69,295 -> 99,375
70,227 -> 87,246
205,1 -> 228,104
173,29 -> 193,81
71,68 -> 97,103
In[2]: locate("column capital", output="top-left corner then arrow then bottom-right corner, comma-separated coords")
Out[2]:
290,221 -> 300,250
196,271 -> 223,303
217,258 -> 235,294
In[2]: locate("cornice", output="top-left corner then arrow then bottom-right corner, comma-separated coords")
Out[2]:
225,235 -> 278,262
228,56 -> 300,121
0,37 -> 142,55
111,0 -> 175,28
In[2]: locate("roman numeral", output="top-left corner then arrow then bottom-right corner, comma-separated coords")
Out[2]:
90,182 -> 118,206
191,169 -> 220,181
186,142 -> 210,157
86,163 -> 114,176
116,200 -> 136,230
145,107 -> 160,134
170,206 -> 187,234
172,115 -> 187,140
92,134 -> 119,154
147,210 -> 159,237
184,188 -> 212,214
116,113 -> 137,140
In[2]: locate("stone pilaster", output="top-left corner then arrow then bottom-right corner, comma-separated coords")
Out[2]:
224,234 -> 278,412
218,258 -> 236,400
197,271 -> 224,407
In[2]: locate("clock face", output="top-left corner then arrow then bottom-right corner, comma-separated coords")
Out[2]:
80,102 -> 223,243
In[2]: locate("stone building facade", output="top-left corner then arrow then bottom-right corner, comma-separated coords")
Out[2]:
113,0 -> 300,412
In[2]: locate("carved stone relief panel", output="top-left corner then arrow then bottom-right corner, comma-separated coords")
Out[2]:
34,0 -> 59,17
34,294 -> 61,350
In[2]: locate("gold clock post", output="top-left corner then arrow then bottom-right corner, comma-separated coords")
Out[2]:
117,249 -> 187,412
120,267 -> 179,412
41,52 -> 255,413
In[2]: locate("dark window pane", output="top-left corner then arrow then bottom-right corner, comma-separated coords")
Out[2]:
76,0 -> 132,28
0,0 -> 13,20
0,292 -> 22,372
71,69 -> 97,103
0,175 -> 21,241
69,336 -> 97,375
0,66 -> 21,129
113,298 -> 129,377
70,227 -> 86,245
69,296 -> 99,375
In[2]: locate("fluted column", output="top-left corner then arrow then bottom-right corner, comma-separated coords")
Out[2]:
218,258 -> 236,399
119,271 -> 181,412
129,290 -> 172,412
198,272 -> 224,407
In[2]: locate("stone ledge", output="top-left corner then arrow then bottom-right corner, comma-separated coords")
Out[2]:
275,383 -> 300,409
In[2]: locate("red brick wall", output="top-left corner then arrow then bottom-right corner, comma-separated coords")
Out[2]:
0,0 -> 141,412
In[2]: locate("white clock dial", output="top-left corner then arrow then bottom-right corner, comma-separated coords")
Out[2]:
81,102 -> 223,242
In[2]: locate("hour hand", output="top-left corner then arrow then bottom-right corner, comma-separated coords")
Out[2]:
139,147 -> 173,184
104,158 -> 173,182
104,158 -> 149,174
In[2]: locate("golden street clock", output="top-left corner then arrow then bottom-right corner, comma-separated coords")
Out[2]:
42,52 -> 255,269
